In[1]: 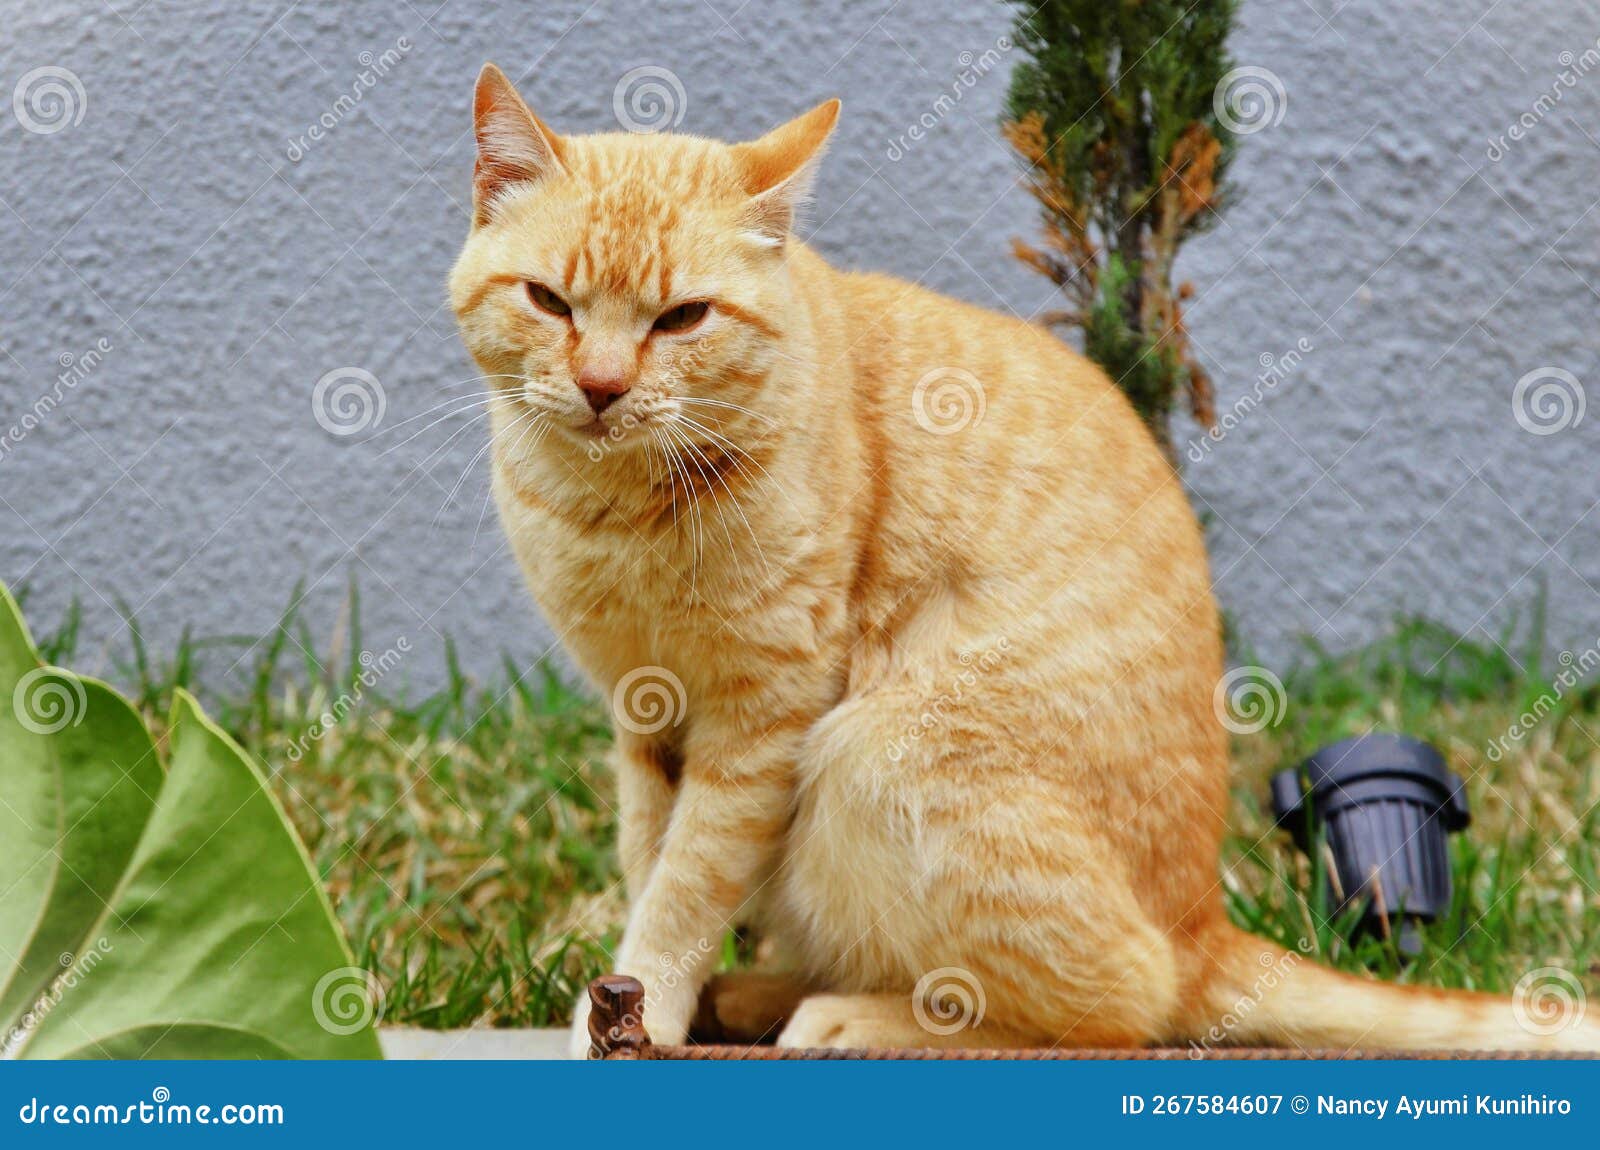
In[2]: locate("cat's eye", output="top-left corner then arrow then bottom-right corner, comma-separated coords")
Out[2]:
653,301 -> 709,333
526,282 -> 571,318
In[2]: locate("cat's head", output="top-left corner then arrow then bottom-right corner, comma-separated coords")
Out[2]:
449,64 -> 837,462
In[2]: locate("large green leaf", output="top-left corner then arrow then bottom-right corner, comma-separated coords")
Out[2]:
0,587 -> 162,1032
0,583 -> 381,1059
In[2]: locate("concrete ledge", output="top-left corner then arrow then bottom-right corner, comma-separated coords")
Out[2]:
379,1028 -> 569,1060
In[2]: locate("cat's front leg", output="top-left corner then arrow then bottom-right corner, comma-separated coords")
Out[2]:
612,730 -> 680,899
596,722 -> 802,1048
567,734 -> 681,1058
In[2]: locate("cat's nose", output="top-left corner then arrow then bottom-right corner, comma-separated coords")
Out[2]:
576,368 -> 630,415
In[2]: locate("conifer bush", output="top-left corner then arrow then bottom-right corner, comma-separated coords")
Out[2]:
1003,0 -> 1241,459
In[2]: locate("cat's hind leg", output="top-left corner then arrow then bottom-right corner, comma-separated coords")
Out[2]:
780,673 -> 1187,1051
693,971 -> 812,1044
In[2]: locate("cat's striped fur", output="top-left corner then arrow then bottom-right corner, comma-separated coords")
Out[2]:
450,64 -> 1599,1056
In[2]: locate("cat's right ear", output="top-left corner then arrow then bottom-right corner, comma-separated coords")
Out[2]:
471,63 -> 565,225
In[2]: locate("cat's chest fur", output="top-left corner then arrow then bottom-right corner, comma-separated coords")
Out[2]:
495,467 -> 851,704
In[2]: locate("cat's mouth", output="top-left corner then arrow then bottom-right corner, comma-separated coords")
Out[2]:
577,411 -> 635,435
561,407 -> 656,451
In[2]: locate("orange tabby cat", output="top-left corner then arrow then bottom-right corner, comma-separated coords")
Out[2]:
450,64 -> 1598,1056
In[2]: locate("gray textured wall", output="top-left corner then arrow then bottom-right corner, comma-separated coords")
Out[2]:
2,0 -> 1597,692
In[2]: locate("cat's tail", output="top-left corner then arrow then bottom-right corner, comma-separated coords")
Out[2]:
1184,924 -> 1600,1053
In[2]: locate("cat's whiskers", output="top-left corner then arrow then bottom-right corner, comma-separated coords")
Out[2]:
471,409 -> 549,546
696,464 -> 772,591
676,395 -> 780,427
428,372 -> 526,394
400,402 -> 514,489
666,422 -> 755,589
436,407 -> 545,526
659,420 -> 773,596
657,425 -> 703,597
370,373 -> 524,450
670,418 -> 765,506
672,411 -> 804,530
375,395 -> 503,459
649,428 -> 683,541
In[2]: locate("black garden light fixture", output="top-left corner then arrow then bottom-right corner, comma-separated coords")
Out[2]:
1271,733 -> 1471,957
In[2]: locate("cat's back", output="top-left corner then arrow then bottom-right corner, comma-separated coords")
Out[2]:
798,247 -> 1190,552
791,247 -> 1222,765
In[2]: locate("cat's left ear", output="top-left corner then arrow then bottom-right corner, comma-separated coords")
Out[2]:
471,63 -> 566,225
733,99 -> 841,245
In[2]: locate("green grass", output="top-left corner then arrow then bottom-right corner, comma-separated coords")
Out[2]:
22,588 -> 1600,1029
1226,617 -> 1600,992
